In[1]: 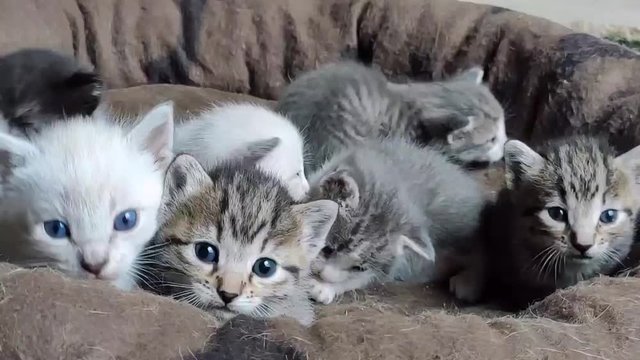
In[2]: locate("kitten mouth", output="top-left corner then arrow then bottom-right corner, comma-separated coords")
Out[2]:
568,254 -> 592,262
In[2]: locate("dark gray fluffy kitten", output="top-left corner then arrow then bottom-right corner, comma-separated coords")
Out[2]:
0,48 -> 102,136
276,61 -> 506,172
307,136 -> 487,304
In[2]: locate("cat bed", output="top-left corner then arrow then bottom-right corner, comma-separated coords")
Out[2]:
1,0 -> 640,359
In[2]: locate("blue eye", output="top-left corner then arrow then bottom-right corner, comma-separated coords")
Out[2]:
599,209 -> 618,224
252,257 -> 278,278
547,207 -> 567,222
114,209 -> 137,231
194,242 -> 219,263
43,220 -> 70,239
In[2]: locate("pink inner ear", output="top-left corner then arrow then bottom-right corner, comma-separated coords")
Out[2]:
144,122 -> 172,168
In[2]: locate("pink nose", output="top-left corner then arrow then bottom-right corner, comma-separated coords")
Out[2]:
80,258 -> 107,275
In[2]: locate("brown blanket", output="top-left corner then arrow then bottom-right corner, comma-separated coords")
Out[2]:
1,263 -> 639,360
2,0 -> 640,146
0,0 -> 639,359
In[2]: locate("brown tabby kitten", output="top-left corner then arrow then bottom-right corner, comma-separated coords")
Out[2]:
141,154 -> 338,325
485,136 -> 640,310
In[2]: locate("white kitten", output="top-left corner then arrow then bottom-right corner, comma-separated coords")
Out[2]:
0,102 -> 174,290
174,103 -> 309,201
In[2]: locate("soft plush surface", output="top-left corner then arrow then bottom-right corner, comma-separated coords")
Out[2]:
2,263 -> 640,360
1,0 -> 640,359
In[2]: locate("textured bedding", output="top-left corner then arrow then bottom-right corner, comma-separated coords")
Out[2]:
0,0 -> 639,359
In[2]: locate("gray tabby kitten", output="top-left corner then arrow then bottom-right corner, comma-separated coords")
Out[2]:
141,154 -> 338,325
307,137 -> 487,304
276,61 -> 506,172
486,136 -> 640,310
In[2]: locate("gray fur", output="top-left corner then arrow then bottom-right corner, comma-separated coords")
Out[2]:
307,137 -> 487,303
487,136 -> 640,309
276,61 -> 506,172
141,154 -> 338,326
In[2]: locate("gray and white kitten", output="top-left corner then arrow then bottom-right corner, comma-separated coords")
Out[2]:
307,137 -> 487,304
141,154 -> 338,326
486,136 -> 640,310
276,61 -> 506,172
0,48 -> 102,137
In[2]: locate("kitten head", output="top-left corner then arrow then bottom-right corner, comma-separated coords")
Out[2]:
308,167 -> 434,283
0,48 -> 103,135
206,104 -> 309,201
150,154 -> 337,325
0,102 -> 174,290
392,67 -> 506,164
503,136 -> 640,283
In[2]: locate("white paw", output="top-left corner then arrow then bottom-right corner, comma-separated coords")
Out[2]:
310,279 -> 338,305
449,272 -> 482,303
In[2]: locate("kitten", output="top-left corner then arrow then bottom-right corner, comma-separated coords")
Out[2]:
275,61 -> 506,172
307,137 -> 487,304
485,136 -> 640,310
141,154 -> 338,326
0,48 -> 103,136
174,103 -> 309,201
0,102 -> 174,290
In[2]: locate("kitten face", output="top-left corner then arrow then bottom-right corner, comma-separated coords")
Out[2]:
148,155 -> 337,325
504,137 -> 640,285
0,48 -> 102,136
0,102 -> 174,290
308,168 -> 434,284
397,67 -> 507,163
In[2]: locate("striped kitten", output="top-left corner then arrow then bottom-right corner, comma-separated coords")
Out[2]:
142,154 -> 338,325
276,61 -> 506,172
307,137 -> 487,304
486,136 -> 640,309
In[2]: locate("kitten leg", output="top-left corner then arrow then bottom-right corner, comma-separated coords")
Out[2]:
448,252 -> 486,303
310,271 -> 376,305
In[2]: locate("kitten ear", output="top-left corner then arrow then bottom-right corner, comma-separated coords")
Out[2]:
161,154 -> 212,217
63,70 -> 102,92
128,101 -> 175,171
453,66 -> 484,84
446,116 -> 474,145
316,169 -> 360,208
291,200 -> 339,260
398,234 -> 436,262
614,144 -> 640,185
232,137 -> 281,167
0,132 -> 38,169
504,140 -> 545,189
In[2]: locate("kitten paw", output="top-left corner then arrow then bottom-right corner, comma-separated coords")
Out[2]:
449,272 -> 482,303
309,280 -> 338,305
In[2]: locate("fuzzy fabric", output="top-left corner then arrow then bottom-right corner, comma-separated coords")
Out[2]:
1,263 -> 640,360
1,0 -> 640,359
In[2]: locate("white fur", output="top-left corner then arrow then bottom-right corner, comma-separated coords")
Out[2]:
0,102 -> 174,290
174,103 -> 309,200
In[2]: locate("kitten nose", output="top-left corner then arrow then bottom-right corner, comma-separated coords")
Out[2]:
217,290 -> 238,305
80,258 -> 107,275
571,242 -> 593,255
321,246 -> 335,257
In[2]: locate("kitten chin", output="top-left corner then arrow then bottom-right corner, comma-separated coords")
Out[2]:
0,102 -> 174,290
141,154 -> 337,326
174,103 -> 309,201
276,60 -> 506,172
485,136 -> 640,310
307,137 -> 487,304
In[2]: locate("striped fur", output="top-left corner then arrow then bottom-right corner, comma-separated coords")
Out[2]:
276,61 -> 506,172
488,136 -> 640,308
307,137 -> 487,304
141,154 -> 337,326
